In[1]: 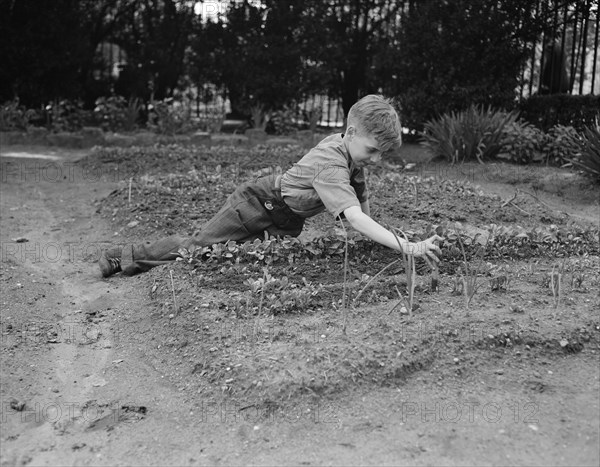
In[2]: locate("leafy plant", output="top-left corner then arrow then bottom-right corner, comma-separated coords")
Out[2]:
250,104 -> 271,131
570,125 -> 600,181
390,228 -> 417,315
455,232 -> 486,310
543,125 -> 583,166
148,98 -> 195,135
270,106 -> 297,135
94,96 -> 143,132
45,99 -> 93,132
0,100 -> 36,131
499,120 -> 547,163
549,262 -> 564,309
421,105 -> 519,163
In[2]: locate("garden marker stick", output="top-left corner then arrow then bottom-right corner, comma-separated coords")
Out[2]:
338,219 -> 350,335
128,177 -> 133,205
169,270 -> 178,314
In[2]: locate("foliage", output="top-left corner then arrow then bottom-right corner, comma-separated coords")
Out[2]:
543,125 -> 584,166
387,0 -> 542,133
147,98 -> 195,135
45,100 -> 94,132
249,105 -> 272,131
519,95 -> 600,133
113,1 -> 195,102
189,0 -> 330,118
570,125 -> 600,181
390,228 -> 417,315
453,231 -> 486,310
0,100 -> 36,131
499,121 -> 547,163
0,0 -> 88,106
94,96 -> 143,132
269,106 -> 298,135
421,105 -> 519,163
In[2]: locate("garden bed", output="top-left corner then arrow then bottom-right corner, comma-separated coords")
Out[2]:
84,143 -> 599,415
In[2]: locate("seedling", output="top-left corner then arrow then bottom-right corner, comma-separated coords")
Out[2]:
549,262 -> 564,309
570,271 -> 584,290
455,231 -> 485,309
390,228 -> 416,316
490,275 -> 510,292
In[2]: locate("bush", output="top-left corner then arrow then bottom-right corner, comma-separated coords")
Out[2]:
570,125 -> 600,181
420,105 -> 519,163
147,98 -> 195,135
45,99 -> 93,132
0,100 -> 36,131
519,95 -> 600,133
543,125 -> 584,166
498,121 -> 547,163
94,96 -> 143,132
269,106 -> 297,135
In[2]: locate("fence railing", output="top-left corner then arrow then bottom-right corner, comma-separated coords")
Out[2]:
518,0 -> 599,99
98,1 -> 598,128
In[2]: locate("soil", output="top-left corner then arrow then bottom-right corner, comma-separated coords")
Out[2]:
1,143 -> 599,466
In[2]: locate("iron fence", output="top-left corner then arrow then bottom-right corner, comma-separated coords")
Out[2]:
519,0 -> 599,99
97,1 -> 598,128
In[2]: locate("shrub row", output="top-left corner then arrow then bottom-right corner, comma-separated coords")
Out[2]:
420,104 -> 600,181
518,95 -> 600,133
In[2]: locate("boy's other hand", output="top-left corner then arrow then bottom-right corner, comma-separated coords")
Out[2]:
407,235 -> 444,263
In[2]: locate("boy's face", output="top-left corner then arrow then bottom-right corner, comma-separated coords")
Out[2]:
345,126 -> 383,167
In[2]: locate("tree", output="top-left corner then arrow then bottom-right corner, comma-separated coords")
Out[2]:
112,0 -> 195,100
382,0 -> 547,132
316,0 -> 403,117
0,0 -> 89,106
189,0 -> 330,121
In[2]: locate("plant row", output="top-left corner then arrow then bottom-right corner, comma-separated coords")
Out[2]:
421,105 -> 600,179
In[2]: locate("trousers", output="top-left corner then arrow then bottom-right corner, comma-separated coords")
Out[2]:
120,174 -> 305,275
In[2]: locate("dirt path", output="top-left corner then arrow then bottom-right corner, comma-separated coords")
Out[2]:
1,147 -> 599,466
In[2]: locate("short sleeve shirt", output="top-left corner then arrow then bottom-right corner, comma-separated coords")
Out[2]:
280,133 -> 368,219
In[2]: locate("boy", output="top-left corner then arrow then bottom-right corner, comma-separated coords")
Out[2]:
99,95 -> 442,277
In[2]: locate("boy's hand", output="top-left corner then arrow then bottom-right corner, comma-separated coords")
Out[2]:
407,235 -> 444,263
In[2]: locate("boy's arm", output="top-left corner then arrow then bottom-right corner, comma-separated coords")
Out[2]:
343,206 -> 442,262
360,200 -> 370,216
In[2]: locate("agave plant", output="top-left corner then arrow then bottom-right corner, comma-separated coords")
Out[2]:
421,105 -> 519,164
571,125 -> 600,180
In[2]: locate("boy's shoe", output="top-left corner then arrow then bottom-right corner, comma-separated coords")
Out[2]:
99,249 -> 122,277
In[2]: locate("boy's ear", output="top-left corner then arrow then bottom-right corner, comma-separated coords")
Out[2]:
346,125 -> 356,138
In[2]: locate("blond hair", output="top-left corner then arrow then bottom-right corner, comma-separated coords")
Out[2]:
347,95 -> 402,154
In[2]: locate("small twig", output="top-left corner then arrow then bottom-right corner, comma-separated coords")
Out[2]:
517,188 -> 555,211
388,285 -> 404,314
501,192 -> 518,208
169,270 -> 178,314
508,201 -> 531,216
128,177 -> 133,205
354,259 -> 401,305
501,191 -> 531,215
